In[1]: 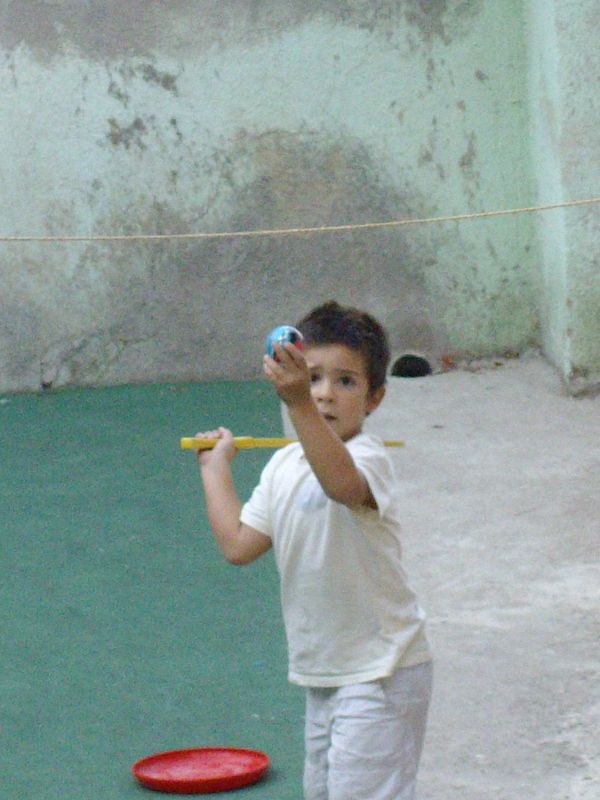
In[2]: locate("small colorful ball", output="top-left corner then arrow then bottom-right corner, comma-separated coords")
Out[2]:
265,325 -> 304,360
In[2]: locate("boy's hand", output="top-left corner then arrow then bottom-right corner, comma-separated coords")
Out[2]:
194,427 -> 237,467
263,343 -> 311,407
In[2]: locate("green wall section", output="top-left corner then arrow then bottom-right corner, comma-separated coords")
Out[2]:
528,0 -> 600,393
527,0 -> 568,375
555,0 -> 600,392
0,1 -> 597,393
1,1 -> 542,392
0,381 -> 306,799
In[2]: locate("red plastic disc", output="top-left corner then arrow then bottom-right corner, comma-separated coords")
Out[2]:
132,747 -> 270,794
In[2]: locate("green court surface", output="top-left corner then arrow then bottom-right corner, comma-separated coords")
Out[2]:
1,381 -> 304,799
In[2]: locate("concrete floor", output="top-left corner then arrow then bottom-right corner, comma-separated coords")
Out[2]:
285,354 -> 600,799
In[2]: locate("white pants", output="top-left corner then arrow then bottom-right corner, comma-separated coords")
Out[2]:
303,661 -> 433,800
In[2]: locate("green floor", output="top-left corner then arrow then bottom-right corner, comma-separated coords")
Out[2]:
1,381 -> 304,799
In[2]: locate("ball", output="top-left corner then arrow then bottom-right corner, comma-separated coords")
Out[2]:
265,325 -> 304,360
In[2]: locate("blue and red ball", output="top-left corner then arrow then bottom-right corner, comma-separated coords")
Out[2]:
265,325 -> 304,360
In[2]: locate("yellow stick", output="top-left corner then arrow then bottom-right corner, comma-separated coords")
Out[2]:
181,436 -> 405,450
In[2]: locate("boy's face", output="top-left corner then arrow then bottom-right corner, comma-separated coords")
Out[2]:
304,344 -> 385,441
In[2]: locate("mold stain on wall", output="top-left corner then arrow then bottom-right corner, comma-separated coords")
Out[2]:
107,117 -> 148,150
48,128 -> 443,387
106,63 -> 179,107
0,0 -> 483,61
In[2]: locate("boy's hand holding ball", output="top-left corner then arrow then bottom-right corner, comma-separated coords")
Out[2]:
264,325 -> 310,406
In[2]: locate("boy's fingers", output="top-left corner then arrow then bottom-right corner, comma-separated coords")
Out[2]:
264,354 -> 287,377
272,342 -> 289,363
274,342 -> 298,364
272,342 -> 304,371
263,358 -> 278,380
283,341 -> 302,358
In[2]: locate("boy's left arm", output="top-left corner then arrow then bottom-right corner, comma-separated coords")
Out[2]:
263,344 -> 376,509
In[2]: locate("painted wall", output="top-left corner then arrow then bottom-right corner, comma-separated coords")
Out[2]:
528,0 -> 600,394
0,2 -> 546,392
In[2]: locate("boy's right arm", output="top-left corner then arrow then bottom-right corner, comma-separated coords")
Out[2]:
196,428 -> 272,565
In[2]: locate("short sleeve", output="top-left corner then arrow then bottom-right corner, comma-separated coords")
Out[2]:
239,454 -> 276,537
347,435 -> 396,519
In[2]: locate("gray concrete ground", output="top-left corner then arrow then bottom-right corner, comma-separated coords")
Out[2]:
285,354 -> 600,800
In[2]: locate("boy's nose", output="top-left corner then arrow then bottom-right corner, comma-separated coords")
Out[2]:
314,379 -> 334,401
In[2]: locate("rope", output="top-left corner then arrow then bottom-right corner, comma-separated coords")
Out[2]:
1,196 -> 599,244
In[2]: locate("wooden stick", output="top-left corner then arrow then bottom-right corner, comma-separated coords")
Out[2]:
181,436 -> 405,450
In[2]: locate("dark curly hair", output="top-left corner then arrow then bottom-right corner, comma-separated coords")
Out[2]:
296,301 -> 390,392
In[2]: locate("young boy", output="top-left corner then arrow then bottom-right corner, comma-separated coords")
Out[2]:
194,301 -> 432,800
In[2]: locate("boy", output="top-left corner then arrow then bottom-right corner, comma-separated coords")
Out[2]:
194,301 -> 432,800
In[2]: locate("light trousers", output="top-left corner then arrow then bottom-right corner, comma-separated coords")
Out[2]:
303,661 -> 433,800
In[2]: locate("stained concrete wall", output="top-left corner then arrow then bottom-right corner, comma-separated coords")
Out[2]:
528,0 -> 600,394
0,1 -> 584,393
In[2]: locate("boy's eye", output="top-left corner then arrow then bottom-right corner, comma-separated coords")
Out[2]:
340,375 -> 354,386
310,373 -> 320,383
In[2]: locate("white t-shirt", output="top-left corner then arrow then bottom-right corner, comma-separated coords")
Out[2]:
240,433 -> 431,688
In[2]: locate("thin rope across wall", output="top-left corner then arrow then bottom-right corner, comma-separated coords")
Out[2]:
1,197 -> 599,244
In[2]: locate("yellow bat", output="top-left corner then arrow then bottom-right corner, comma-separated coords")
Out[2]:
181,436 -> 404,450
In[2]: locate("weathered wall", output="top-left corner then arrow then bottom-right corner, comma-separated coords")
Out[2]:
528,0 -> 568,378
552,0 -> 600,394
528,0 -> 600,394
1,2 -> 539,392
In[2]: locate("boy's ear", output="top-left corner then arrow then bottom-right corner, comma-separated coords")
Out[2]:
366,385 -> 386,415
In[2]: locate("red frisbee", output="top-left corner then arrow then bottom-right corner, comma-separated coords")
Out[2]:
132,747 -> 270,794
